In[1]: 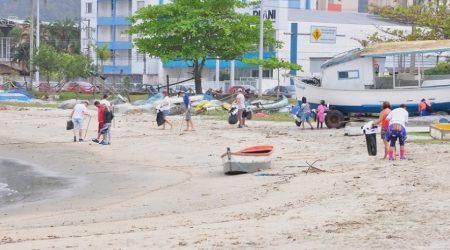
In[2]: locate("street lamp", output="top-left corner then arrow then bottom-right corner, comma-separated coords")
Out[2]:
258,0 -> 264,96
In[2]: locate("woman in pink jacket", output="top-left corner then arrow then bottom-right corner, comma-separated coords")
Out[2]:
316,100 -> 328,129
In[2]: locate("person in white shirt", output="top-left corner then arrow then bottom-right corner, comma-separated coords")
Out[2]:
158,90 -> 173,130
70,101 -> 90,142
236,88 -> 246,128
385,104 -> 409,160
100,94 -> 111,108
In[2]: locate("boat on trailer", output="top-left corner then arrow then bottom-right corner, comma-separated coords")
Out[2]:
295,40 -> 450,128
221,145 -> 273,174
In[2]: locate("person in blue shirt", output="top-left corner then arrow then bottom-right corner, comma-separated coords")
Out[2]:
180,91 -> 195,131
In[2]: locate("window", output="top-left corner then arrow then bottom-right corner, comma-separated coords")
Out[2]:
251,69 -> 273,78
338,70 -> 359,80
137,1 -> 145,9
86,2 -> 92,14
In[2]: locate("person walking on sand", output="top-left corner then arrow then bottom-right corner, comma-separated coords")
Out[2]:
70,101 -> 90,142
236,88 -> 246,128
180,91 -> 194,131
99,105 -> 114,145
375,101 -> 391,159
316,100 -> 328,129
158,90 -> 172,130
418,98 -> 431,116
300,97 -> 314,130
385,104 -> 409,161
92,101 -> 105,143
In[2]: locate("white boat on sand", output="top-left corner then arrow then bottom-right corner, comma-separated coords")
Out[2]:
295,40 -> 450,128
222,145 -> 273,175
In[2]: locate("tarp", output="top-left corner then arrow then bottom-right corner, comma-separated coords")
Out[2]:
0,92 -> 31,102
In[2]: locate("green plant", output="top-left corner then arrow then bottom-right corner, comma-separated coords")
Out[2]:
425,62 -> 450,75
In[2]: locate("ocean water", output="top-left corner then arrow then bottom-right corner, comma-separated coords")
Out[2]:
0,159 -> 72,207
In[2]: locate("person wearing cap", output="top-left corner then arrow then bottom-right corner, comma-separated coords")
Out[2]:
70,101 -> 90,142
158,90 -> 173,129
236,88 -> 246,128
179,90 -> 195,131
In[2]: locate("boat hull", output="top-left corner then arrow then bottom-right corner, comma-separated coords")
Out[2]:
295,81 -> 450,114
222,154 -> 272,174
221,145 -> 273,174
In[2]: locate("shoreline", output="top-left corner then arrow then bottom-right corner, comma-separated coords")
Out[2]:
0,107 -> 449,249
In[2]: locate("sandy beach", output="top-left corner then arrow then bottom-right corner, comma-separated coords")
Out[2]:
0,105 -> 449,249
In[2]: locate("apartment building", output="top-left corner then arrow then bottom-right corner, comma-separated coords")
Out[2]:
81,0 -> 411,89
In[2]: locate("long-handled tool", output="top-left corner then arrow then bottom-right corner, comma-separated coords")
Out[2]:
84,116 -> 92,140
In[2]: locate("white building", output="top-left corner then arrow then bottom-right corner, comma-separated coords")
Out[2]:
80,0 -> 411,90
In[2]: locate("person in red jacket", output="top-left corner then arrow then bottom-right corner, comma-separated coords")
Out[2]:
92,101 -> 105,143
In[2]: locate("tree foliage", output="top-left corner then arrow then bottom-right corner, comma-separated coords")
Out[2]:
32,43 -> 59,83
129,0 -> 279,93
33,43 -> 93,84
370,0 -> 450,41
95,44 -> 112,73
43,18 -> 81,53
243,57 -> 303,71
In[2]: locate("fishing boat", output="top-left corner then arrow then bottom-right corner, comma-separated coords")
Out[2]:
221,145 -> 273,174
250,95 -> 289,111
295,40 -> 450,128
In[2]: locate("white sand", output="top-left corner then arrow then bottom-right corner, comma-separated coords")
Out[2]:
0,106 -> 449,249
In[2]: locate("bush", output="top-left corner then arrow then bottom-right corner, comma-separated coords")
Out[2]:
425,62 -> 450,75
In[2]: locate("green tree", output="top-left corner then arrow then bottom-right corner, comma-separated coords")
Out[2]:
32,43 -> 59,83
44,18 -> 81,53
129,0 -> 279,94
95,44 -> 112,74
58,53 -> 92,83
370,0 -> 450,41
243,57 -> 302,98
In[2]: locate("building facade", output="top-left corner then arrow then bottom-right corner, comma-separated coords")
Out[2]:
81,0 -> 411,90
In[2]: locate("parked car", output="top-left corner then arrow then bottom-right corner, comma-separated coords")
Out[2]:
263,85 -> 296,98
228,85 -> 257,98
63,81 -> 98,93
38,82 -> 60,92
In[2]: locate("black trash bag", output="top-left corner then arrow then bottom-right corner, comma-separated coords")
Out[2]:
228,107 -> 238,124
228,114 -> 238,124
365,133 -> 377,156
156,110 -> 165,126
66,120 -> 74,130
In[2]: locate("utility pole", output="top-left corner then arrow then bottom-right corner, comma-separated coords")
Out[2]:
258,0 -> 264,96
35,0 -> 40,85
29,0 -> 34,90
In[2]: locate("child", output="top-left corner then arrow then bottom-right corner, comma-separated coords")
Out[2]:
300,97 -> 314,130
316,100 -> 328,129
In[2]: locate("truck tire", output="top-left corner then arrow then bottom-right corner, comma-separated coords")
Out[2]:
325,110 -> 345,129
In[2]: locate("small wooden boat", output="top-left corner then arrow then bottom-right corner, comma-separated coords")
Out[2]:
221,145 -> 273,174
430,123 -> 450,140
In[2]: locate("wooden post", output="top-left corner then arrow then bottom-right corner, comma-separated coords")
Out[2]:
166,75 -> 170,95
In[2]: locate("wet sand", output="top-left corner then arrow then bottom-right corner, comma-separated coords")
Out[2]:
0,106 -> 449,249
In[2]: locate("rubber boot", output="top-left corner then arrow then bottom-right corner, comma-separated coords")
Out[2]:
388,148 -> 395,161
400,148 -> 406,160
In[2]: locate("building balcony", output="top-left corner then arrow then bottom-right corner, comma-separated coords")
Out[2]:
102,65 -> 132,75
96,41 -> 132,50
97,17 -> 131,26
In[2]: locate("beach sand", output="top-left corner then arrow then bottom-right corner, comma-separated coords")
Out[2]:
0,106 -> 449,249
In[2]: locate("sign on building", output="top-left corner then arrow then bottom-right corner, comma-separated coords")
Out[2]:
310,26 -> 337,44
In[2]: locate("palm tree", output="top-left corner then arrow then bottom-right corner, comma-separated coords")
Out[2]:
44,18 -> 81,53
94,44 -> 112,74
